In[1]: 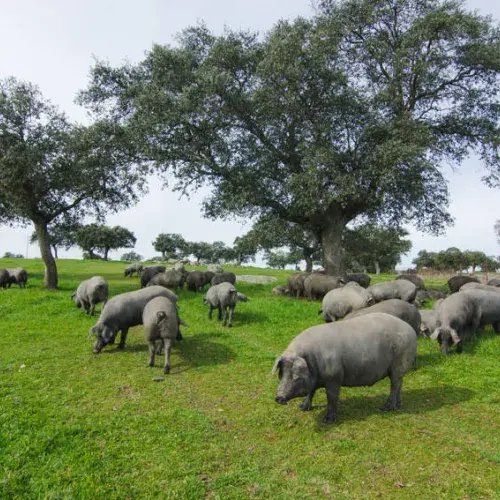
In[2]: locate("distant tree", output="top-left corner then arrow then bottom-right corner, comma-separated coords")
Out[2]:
76,224 -> 136,260
412,250 -> 438,270
231,234 -> 259,266
210,241 -> 232,263
344,224 -> 412,274
3,252 -> 23,258
152,233 -> 187,260
435,247 -> 465,272
0,77 -> 145,288
81,0 -> 500,275
265,250 -> 290,270
30,218 -> 79,259
249,216 -> 322,272
185,241 -> 213,263
121,251 -> 143,262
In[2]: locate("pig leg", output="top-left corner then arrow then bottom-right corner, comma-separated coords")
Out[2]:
381,374 -> 402,411
118,328 -> 129,350
492,322 -> 500,334
148,341 -> 156,367
299,388 -> 317,411
227,305 -> 235,328
163,337 -> 173,374
323,383 -> 341,424
89,302 -> 95,317
222,306 -> 228,326
218,306 -> 223,321
208,305 -> 213,320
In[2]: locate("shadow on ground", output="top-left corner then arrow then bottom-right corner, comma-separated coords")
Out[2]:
310,385 -> 475,429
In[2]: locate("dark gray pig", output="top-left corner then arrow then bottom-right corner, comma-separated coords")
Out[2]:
272,313 -> 417,424
143,296 -> 187,374
344,299 -> 420,335
367,279 -> 417,303
72,276 -> 109,316
89,285 -> 178,353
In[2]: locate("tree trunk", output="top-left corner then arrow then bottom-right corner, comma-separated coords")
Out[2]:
34,220 -> 58,289
320,216 -> 347,276
374,261 -> 381,275
304,254 -> 313,272
104,247 -> 110,261
52,245 -> 58,259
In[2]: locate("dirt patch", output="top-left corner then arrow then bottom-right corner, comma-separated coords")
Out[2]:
236,275 -> 278,284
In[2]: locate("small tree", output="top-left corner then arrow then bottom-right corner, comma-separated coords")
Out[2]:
231,234 -> 259,266
76,224 -> 136,260
265,250 -> 290,270
0,77 -> 145,288
412,250 -> 438,270
30,218 -> 79,259
3,252 -> 23,258
185,241 -> 213,263
121,251 -> 143,262
152,233 -> 187,260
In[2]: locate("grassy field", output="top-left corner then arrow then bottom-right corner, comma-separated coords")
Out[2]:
0,259 -> 499,499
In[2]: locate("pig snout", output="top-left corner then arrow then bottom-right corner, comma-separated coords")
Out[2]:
275,395 -> 288,405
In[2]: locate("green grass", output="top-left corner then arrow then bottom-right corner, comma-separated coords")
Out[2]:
0,259 -> 499,499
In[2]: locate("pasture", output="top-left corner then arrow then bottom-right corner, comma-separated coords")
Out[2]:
0,259 -> 499,499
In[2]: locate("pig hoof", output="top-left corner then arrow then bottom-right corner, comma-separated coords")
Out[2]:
299,403 -> 311,411
164,366 -> 171,374
322,415 -> 335,424
228,324 -> 232,328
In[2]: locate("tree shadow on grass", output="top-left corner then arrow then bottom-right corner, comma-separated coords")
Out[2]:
311,385 -> 475,430
177,333 -> 236,369
231,310 -> 268,325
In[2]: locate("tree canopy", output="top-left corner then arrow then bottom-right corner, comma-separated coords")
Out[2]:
152,233 -> 187,260
75,224 -> 136,260
79,0 -> 500,275
0,77 -> 146,287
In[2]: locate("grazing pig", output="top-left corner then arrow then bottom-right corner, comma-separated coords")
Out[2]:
72,276 -> 109,316
0,269 -> 8,289
6,268 -> 28,288
211,272 -> 237,286
459,282 -> 500,294
396,274 -> 425,290
204,282 -> 248,327
272,313 -> 417,424
366,279 -> 417,303
124,262 -> 143,277
344,273 -> 371,288
429,290 -> 485,354
447,275 -> 478,294
272,285 -> 289,296
303,274 -> 343,300
143,296 -> 187,374
319,282 -> 373,322
89,285 -> 178,353
344,299 -> 421,335
147,268 -> 186,291
140,266 -> 167,288
186,271 -> 209,292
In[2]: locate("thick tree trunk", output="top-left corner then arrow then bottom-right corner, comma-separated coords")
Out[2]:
52,245 -> 58,259
374,261 -> 381,275
104,248 -> 110,261
34,220 -> 58,289
320,216 -> 347,276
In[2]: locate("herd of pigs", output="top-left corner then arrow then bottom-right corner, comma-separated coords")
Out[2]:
2,262 -> 499,424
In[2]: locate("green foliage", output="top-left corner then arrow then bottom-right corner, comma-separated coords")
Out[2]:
414,247 -> 499,272
76,224 -> 136,260
231,234 -> 258,266
344,224 -> 412,273
0,258 -> 498,497
120,251 -> 143,262
184,241 -> 213,262
152,233 -> 187,260
2,252 -> 23,258
79,0 -> 500,273
30,218 -> 80,258
0,77 -> 146,287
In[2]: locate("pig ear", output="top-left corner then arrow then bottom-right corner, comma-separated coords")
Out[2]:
292,356 -> 309,380
271,356 -> 283,375
101,327 -> 114,344
450,329 -> 461,345
430,328 -> 440,341
88,325 -> 98,339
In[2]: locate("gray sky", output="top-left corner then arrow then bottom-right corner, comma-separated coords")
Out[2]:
1,0 -> 499,268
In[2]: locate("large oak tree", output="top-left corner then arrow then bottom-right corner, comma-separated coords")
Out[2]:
0,77 -> 146,288
80,0 -> 500,274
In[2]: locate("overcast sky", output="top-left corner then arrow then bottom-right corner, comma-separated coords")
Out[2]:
1,0 -> 499,268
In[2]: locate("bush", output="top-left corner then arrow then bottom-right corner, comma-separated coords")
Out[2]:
82,252 -> 103,260
121,251 -> 143,262
3,252 -> 24,258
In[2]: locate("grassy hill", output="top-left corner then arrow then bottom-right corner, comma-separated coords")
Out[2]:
0,259 -> 498,498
